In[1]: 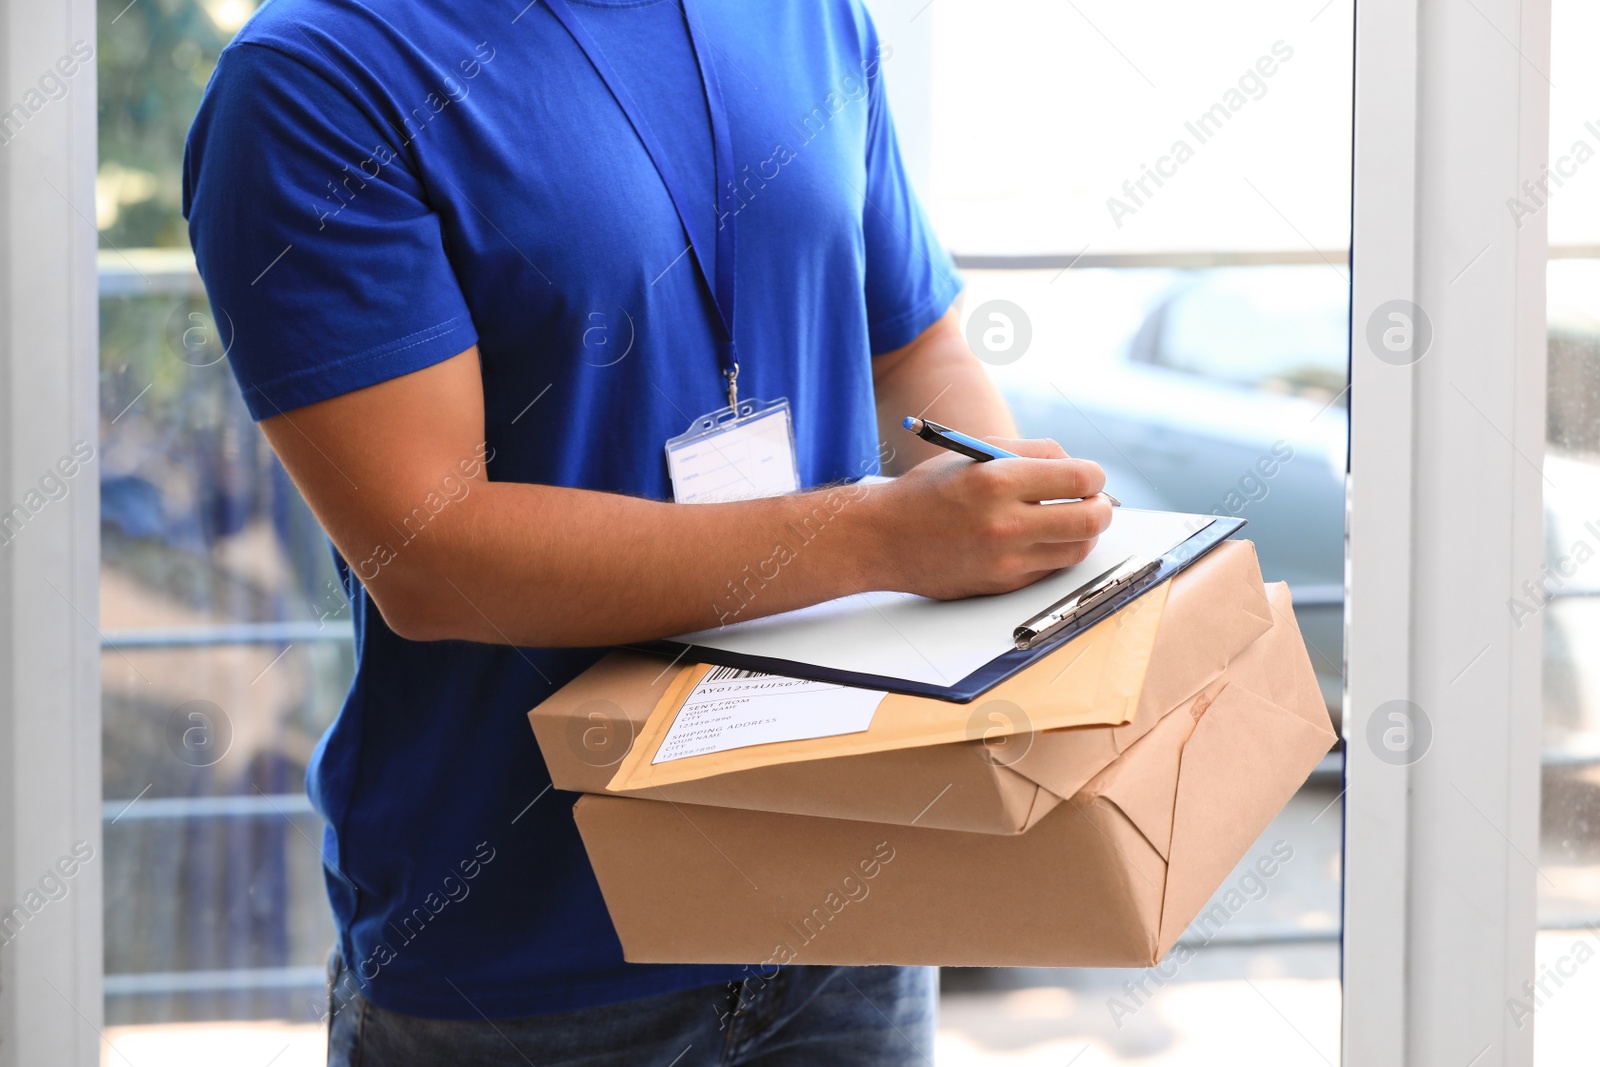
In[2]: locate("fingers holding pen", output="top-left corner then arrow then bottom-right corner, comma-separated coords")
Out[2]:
880,425 -> 1120,599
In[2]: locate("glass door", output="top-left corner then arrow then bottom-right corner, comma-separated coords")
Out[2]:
96,0 -> 351,1056
1534,0 -> 1600,1057
917,2 -> 1351,1062
88,0 -> 1353,1061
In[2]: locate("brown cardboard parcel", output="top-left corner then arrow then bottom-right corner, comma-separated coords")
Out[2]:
530,539 -> 1274,835
572,580 -> 1335,966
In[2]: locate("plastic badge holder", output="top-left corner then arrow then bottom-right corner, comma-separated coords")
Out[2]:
664,397 -> 801,504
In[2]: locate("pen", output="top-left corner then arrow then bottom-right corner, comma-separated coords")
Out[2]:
901,416 -> 1122,507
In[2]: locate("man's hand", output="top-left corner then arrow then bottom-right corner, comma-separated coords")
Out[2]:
865,438 -> 1113,599
863,304 -> 1111,598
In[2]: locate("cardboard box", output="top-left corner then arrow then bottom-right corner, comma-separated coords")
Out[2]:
531,540 -> 1273,834
572,582 -> 1336,967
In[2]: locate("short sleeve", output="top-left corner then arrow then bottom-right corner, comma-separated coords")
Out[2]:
858,31 -> 963,355
183,43 -> 478,420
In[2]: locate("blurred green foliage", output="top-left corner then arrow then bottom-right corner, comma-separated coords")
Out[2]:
97,0 -> 245,248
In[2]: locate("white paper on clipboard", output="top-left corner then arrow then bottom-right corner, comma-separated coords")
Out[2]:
671,508 -> 1217,687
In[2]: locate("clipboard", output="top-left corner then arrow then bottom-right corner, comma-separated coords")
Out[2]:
639,512 -> 1247,703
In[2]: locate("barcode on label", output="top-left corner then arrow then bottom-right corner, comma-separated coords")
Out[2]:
703,664 -> 769,683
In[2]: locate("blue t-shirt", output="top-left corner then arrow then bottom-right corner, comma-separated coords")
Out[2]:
184,0 -> 960,1019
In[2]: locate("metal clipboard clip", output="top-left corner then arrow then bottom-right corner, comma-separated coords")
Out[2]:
1012,554 -> 1161,651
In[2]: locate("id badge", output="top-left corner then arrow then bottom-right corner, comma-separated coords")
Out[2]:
665,397 -> 802,503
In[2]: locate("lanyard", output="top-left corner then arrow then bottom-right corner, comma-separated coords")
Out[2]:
543,0 -> 742,409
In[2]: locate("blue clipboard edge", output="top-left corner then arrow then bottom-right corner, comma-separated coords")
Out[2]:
633,516 -> 1248,704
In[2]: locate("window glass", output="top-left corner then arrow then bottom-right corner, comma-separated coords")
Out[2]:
928,2 -> 1351,1062
94,0 -> 1353,1059
927,1 -> 1352,257
1133,269 -> 1350,401
1536,4 -> 1600,1057
97,0 -> 353,1042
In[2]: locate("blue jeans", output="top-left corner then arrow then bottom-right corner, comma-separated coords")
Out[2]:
325,950 -> 936,1066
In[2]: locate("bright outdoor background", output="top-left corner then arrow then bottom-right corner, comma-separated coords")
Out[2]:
1532,2 -> 1600,1064
928,3 -> 1350,1064
84,0 -> 1597,1063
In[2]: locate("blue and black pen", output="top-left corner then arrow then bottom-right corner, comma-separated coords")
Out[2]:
902,416 -> 1121,506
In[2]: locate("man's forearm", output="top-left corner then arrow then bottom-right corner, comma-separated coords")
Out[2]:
374,478 -> 895,646
375,314 -> 1022,646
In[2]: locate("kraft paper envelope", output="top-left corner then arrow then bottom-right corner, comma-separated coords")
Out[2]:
603,580 -> 1171,792
529,539 -> 1268,835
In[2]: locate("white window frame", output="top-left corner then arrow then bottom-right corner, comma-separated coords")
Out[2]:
1344,0 -> 1548,1064
0,0 -> 104,1064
